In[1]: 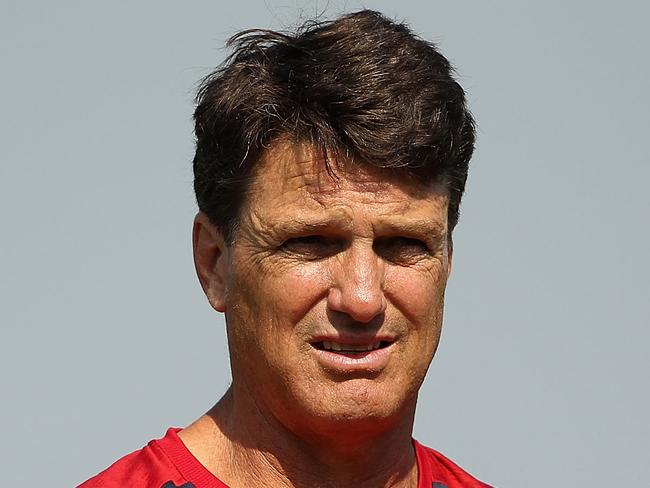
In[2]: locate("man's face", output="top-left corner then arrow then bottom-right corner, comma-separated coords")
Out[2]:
201,143 -> 451,437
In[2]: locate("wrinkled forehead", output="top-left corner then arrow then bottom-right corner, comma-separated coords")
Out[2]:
248,141 -> 446,203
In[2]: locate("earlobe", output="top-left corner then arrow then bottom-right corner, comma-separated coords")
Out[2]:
192,212 -> 229,312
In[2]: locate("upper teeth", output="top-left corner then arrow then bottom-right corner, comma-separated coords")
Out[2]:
321,341 -> 382,352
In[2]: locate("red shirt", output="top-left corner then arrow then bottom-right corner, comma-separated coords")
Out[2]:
79,428 -> 491,488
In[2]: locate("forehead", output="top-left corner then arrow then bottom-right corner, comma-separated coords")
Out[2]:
243,142 -> 449,228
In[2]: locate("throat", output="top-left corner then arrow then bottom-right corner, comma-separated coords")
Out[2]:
193,388 -> 419,488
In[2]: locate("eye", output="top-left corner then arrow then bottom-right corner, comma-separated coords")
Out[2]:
280,235 -> 344,259
373,236 -> 431,263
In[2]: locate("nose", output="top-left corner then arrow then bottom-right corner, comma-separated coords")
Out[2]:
327,242 -> 387,324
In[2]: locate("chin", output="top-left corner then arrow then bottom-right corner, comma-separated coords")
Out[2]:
288,380 -> 417,434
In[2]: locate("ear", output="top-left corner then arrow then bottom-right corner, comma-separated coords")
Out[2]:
192,212 -> 230,312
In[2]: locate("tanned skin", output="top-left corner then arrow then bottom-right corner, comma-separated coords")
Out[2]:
182,142 -> 452,488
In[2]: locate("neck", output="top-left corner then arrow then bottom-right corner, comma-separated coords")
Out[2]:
180,387 -> 419,488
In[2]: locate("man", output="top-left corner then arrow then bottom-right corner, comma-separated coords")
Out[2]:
80,9 -> 491,488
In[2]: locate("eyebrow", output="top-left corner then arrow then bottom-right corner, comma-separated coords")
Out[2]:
270,215 -> 446,240
375,219 -> 447,238
270,213 -> 354,235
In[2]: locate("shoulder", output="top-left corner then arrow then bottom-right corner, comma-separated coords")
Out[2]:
77,429 -> 188,488
414,440 -> 493,488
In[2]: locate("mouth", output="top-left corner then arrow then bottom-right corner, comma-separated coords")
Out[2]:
311,340 -> 393,354
308,337 -> 396,372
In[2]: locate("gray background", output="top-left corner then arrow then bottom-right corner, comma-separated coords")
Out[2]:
1,1 -> 648,486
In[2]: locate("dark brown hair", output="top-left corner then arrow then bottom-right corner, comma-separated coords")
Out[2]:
193,9 -> 475,243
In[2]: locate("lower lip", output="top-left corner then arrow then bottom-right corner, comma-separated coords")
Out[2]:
311,344 -> 394,373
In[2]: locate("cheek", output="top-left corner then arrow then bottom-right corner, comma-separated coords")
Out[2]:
234,260 -> 330,339
385,265 -> 447,328
383,268 -> 446,392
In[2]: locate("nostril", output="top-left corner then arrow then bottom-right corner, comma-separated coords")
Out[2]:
327,286 -> 387,324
